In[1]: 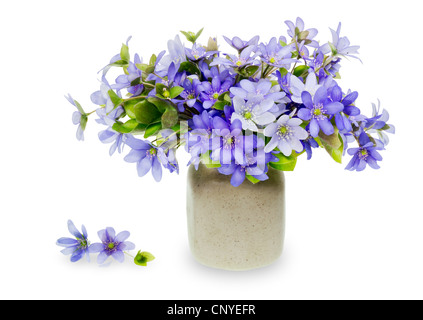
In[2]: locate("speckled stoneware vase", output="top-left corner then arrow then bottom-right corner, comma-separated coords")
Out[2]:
186,164 -> 285,271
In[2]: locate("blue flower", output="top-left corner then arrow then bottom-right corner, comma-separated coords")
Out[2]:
200,76 -> 234,109
222,35 -> 260,53
185,43 -> 218,62
65,94 -> 87,141
298,86 -> 344,137
177,77 -> 205,111
124,136 -> 164,182
185,111 -> 216,169
210,118 -> 247,165
89,227 -> 135,264
345,133 -> 384,171
218,138 -> 277,187
257,37 -> 297,68
56,220 -> 91,262
114,53 -> 144,96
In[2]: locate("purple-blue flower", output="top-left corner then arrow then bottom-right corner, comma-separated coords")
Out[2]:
298,86 -> 344,137
345,133 -> 384,171
89,227 -> 135,264
56,220 -> 91,263
124,136 -> 164,182
200,76 -> 233,109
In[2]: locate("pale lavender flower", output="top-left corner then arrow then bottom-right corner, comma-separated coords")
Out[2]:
230,79 -> 286,103
223,35 -> 260,53
264,115 -> 308,155
90,76 -> 117,113
65,94 -> 86,141
89,227 -> 135,264
285,17 -> 319,48
155,35 -> 186,76
210,45 -> 258,69
321,23 -> 361,61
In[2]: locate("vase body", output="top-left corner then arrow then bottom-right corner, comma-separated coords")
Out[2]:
186,164 -> 285,271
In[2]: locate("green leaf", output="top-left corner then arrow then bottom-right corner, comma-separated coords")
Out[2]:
169,86 -> 185,99
246,174 -> 261,184
293,65 -> 310,77
180,30 -> 195,43
124,98 -> 144,119
120,43 -> 130,62
144,122 -> 162,138
73,99 -> 85,115
180,28 -> 204,43
318,130 -> 344,164
200,151 -> 221,168
156,83 -> 170,98
108,90 -> 123,107
244,65 -> 259,77
109,59 -> 129,68
279,68 -> 288,77
269,151 -> 298,171
149,54 -> 157,66
112,119 -> 143,134
136,63 -> 155,74
213,101 -> 228,111
134,251 -> 155,267
147,97 -> 174,113
195,28 -> 204,41
178,61 -> 201,77
161,107 -> 179,129
80,115 -> 88,131
134,100 -> 162,124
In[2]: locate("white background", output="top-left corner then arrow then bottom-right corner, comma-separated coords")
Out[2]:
1,0 -> 422,300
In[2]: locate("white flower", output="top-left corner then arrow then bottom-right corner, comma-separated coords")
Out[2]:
231,96 -> 276,131
290,72 -> 321,104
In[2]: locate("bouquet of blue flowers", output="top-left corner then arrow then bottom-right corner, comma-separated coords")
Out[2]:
67,17 -> 394,187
